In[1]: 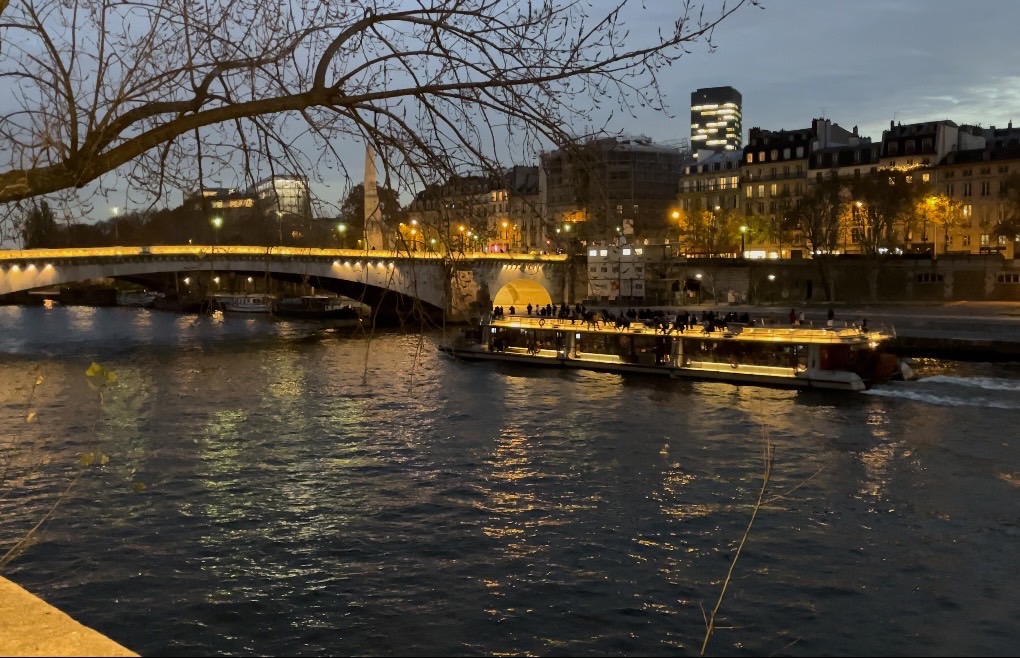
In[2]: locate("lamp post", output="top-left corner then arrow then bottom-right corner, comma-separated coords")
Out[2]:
739,224 -> 747,258
695,272 -> 703,305
111,206 -> 120,243
211,216 -> 223,246
337,222 -> 347,248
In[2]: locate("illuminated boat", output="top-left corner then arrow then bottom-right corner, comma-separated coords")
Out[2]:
440,316 -> 913,391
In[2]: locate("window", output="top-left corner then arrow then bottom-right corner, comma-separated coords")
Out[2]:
771,149 -> 778,160
757,184 -> 765,198
963,182 -> 972,197
622,248 -> 631,255
770,183 -> 778,196
946,184 -> 954,196
589,265 -> 598,272
888,142 -> 899,156
922,173 -> 930,183
981,181 -> 991,196
962,235 -> 971,247
599,249 -> 608,256
783,148 -> 790,159
999,235 -> 1009,246
916,273 -> 944,284
745,185 -> 753,199
746,153 -> 754,164
963,204 -> 972,218
997,273 -> 1020,283
796,146 -> 804,158
634,248 -> 643,255
980,234 -> 990,246
758,151 -> 766,162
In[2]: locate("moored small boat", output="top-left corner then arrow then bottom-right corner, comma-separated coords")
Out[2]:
271,295 -> 363,324
441,315 -> 914,391
116,289 -> 160,307
210,293 -> 275,313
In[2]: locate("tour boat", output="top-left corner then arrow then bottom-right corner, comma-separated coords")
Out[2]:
440,315 -> 914,391
271,295 -> 363,324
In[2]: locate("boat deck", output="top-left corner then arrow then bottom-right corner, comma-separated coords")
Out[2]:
486,315 -> 892,345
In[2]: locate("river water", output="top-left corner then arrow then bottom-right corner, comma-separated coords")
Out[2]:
0,305 -> 1018,657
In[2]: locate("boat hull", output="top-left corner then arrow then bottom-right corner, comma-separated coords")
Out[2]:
439,316 -> 912,392
440,344 -> 866,391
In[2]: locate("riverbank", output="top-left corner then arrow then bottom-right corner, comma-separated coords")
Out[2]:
0,576 -> 136,656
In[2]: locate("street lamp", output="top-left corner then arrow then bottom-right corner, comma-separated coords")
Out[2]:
210,216 -> 223,246
337,222 -> 347,248
739,224 -> 747,257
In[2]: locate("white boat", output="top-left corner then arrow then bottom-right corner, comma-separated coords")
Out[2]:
441,315 -> 914,392
211,293 -> 275,313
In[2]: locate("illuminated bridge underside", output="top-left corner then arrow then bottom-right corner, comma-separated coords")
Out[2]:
0,246 -> 570,322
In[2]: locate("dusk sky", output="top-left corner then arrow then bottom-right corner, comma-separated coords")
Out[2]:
346,0 -> 1020,203
85,0 -> 1020,219
619,0 -> 1020,146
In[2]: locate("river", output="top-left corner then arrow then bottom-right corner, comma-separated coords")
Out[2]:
0,305 -> 1018,657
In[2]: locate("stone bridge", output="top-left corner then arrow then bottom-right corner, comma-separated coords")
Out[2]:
0,246 -> 577,322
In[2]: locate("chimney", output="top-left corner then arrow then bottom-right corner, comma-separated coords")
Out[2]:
853,125 -> 858,136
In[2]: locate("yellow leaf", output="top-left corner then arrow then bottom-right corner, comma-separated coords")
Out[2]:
132,482 -> 146,493
85,362 -> 104,378
35,376 -> 44,386
99,454 -> 110,466
80,452 -> 95,466
26,411 -> 37,423
105,371 -> 118,385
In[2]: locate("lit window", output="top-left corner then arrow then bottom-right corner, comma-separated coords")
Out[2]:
622,248 -> 632,255
599,249 -> 608,257
635,248 -> 643,255
589,249 -> 597,257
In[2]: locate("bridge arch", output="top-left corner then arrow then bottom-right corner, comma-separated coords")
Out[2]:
491,278 -> 553,309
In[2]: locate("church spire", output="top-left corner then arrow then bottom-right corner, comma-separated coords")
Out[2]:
363,144 -> 384,251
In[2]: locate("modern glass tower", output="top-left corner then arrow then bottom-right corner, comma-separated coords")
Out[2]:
690,86 -> 743,156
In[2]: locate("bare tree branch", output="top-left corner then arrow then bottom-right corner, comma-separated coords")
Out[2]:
0,0 -> 758,213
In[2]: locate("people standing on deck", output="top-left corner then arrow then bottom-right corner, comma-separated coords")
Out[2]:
527,303 -> 533,316
827,306 -> 835,327
789,308 -> 797,324
509,305 -> 515,316
799,310 -> 806,325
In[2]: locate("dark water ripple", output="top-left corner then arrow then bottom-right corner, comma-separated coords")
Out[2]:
0,306 -> 1018,656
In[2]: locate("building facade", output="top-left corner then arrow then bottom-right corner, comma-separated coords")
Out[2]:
539,135 -> 684,244
690,86 -> 743,157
